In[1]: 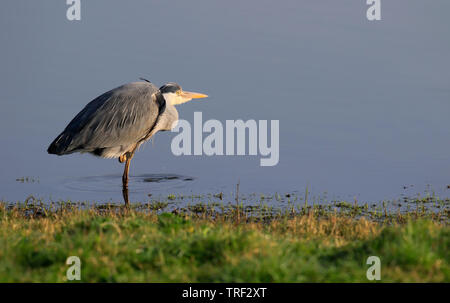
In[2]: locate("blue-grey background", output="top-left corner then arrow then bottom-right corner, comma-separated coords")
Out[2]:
1,0 -> 449,204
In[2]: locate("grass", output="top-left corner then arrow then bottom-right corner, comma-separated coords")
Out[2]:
0,197 -> 448,282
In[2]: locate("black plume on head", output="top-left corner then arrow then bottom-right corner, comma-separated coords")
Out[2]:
159,82 -> 182,94
139,77 -> 151,83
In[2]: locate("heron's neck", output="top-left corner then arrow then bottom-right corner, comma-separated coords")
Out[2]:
157,98 -> 179,131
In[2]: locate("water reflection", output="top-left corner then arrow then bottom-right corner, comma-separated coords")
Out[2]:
61,173 -> 195,204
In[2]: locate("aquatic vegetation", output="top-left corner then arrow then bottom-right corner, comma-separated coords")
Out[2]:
15,177 -> 39,183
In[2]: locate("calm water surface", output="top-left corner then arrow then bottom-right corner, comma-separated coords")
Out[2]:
1,1 -> 449,205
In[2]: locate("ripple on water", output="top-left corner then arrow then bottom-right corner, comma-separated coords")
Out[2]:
61,173 -> 195,194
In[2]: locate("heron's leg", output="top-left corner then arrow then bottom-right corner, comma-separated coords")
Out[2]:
121,148 -> 137,206
119,154 -> 127,163
122,151 -> 136,187
121,155 -> 132,206
122,155 -> 132,188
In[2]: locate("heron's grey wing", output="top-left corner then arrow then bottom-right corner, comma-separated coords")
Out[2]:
48,82 -> 165,156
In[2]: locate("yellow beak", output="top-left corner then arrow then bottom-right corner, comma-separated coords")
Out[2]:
181,91 -> 208,99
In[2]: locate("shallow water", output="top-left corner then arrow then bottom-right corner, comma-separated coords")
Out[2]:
1,1 -> 449,205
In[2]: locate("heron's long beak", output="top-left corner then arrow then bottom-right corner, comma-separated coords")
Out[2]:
181,91 -> 208,99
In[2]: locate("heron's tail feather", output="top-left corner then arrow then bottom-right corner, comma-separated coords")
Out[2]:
47,132 -> 75,155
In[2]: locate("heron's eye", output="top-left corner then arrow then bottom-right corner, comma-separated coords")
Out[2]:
176,91 -> 181,96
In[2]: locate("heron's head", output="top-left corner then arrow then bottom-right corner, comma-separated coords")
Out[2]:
159,82 -> 208,105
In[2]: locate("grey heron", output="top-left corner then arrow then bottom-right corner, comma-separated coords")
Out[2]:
47,79 -> 208,204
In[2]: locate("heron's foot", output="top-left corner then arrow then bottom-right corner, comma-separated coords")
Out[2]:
119,154 -> 127,163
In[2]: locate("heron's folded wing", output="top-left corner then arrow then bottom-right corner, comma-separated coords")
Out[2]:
50,82 -> 165,154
